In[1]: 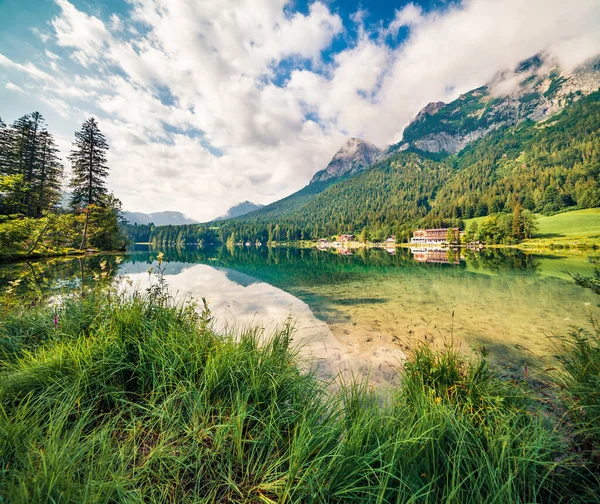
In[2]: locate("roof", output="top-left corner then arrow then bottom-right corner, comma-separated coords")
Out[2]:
413,228 -> 460,232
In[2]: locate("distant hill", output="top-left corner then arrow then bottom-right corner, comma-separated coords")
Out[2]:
214,201 -> 264,221
122,211 -> 198,226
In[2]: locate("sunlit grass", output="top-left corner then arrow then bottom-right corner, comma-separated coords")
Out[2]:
465,208 -> 600,249
0,287 -> 598,502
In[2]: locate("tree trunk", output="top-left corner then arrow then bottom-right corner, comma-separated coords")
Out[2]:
37,138 -> 47,218
26,218 -> 52,255
88,129 -> 94,206
79,207 -> 89,250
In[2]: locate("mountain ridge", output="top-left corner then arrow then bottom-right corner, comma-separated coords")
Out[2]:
122,211 -> 198,226
309,54 -> 600,189
213,201 -> 264,221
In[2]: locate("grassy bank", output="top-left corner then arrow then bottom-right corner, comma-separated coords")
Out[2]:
0,247 -> 89,262
1,285 -> 599,502
464,208 -> 600,249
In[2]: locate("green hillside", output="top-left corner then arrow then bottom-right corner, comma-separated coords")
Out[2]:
535,208 -> 600,237
464,208 -> 600,247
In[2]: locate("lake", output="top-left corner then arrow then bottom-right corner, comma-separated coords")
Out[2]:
1,245 -> 599,386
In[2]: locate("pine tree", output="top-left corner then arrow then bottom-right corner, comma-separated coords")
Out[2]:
69,118 -> 109,209
359,226 -> 368,243
35,130 -> 64,217
69,118 -> 110,248
23,112 -> 44,215
0,117 -> 11,175
512,203 -> 524,241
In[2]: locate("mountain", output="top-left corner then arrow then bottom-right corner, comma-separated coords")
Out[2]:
306,55 -> 599,185
394,55 -> 600,155
214,201 -> 264,221
122,211 -> 198,226
309,138 -> 384,184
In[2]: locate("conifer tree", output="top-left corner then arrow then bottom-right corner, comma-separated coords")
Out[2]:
0,117 -> 11,175
1,112 -> 60,216
68,118 -> 110,248
35,130 -> 64,217
69,118 -> 109,209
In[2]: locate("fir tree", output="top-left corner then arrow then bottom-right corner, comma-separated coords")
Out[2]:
35,130 -> 64,217
0,117 -> 12,175
69,118 -> 109,209
69,118 -> 110,248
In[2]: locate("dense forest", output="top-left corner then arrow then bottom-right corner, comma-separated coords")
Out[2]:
122,91 -> 600,246
0,114 -> 125,257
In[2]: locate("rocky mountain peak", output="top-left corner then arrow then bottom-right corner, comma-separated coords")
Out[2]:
397,56 -> 600,155
309,138 -> 383,184
411,101 -> 445,124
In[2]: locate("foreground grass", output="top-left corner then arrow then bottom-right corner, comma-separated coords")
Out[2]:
0,289 -> 599,503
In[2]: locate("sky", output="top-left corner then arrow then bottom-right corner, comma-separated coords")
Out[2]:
1,0 -> 599,221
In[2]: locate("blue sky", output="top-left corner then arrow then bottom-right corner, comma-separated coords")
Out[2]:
1,0 -> 599,220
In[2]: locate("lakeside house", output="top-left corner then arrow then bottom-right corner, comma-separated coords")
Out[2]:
385,236 -> 396,244
411,228 -> 460,245
338,234 -> 355,242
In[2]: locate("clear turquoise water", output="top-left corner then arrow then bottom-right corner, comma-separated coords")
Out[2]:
1,245 -> 598,383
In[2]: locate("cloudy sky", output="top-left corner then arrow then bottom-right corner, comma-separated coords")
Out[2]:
1,0 -> 599,221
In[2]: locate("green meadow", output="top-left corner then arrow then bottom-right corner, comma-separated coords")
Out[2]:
464,208 -> 600,248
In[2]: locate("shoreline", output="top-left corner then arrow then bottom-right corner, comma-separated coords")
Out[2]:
0,248 -> 126,263
133,239 -> 599,253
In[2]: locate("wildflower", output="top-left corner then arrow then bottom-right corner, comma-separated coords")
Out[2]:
157,252 -> 164,266
115,256 -> 122,264
53,315 -> 58,329
100,260 -> 107,271
147,266 -> 154,275
435,397 -> 442,404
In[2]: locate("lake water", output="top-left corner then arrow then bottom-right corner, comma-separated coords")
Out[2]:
1,245 -> 599,386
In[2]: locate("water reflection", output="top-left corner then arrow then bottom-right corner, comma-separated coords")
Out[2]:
410,247 -> 464,264
1,245 -> 598,384
122,245 -> 598,377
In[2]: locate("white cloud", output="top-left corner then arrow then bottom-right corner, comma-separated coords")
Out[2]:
44,49 -> 61,61
386,4 -> 423,37
1,0 -> 599,220
52,0 -> 112,66
31,27 -> 51,44
5,82 -> 24,93
290,0 -> 600,145
109,14 -> 122,32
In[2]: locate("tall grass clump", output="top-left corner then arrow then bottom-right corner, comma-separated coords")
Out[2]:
557,258 -> 600,476
0,279 -> 595,502
554,319 -> 600,471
